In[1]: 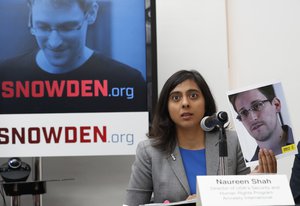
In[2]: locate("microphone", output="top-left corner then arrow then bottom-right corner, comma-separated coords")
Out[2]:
200,111 -> 228,131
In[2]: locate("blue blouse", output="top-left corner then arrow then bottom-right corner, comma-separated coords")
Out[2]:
179,147 -> 207,194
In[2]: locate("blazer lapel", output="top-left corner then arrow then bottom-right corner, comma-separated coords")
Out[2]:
205,132 -> 220,175
167,132 -> 222,194
167,146 -> 190,195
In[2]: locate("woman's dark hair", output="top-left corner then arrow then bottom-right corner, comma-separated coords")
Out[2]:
148,70 -> 217,154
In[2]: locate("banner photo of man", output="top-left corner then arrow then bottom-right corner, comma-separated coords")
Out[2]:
0,0 -> 149,157
0,0 -> 147,114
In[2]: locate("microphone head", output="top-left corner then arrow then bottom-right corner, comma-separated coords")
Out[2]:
217,111 -> 228,123
200,116 -> 214,132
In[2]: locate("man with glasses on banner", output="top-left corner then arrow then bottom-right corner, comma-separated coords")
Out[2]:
229,85 -> 294,162
0,0 -> 147,114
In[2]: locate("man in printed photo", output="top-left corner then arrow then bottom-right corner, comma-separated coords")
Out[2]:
229,85 -> 294,161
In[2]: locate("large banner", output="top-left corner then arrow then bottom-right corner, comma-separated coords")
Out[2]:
0,0 -> 149,157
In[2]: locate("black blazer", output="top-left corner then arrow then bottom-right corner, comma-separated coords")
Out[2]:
290,141 -> 300,204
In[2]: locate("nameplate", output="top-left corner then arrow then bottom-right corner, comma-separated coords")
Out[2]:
196,174 -> 295,206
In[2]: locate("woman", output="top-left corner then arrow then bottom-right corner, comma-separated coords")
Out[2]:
125,70 -> 277,206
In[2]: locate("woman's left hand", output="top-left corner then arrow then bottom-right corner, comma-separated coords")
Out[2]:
186,194 -> 197,200
251,148 -> 277,174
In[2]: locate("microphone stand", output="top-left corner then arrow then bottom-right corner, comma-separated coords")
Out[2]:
218,124 -> 228,175
215,111 -> 228,176
201,111 -> 229,175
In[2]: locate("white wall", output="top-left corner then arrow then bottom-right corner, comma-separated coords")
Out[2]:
227,0 -> 300,177
156,0 -> 229,113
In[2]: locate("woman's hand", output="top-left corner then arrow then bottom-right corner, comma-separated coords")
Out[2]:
251,149 -> 277,174
186,194 -> 197,200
